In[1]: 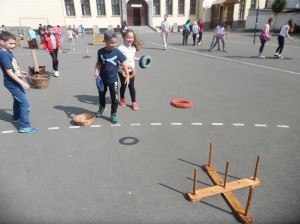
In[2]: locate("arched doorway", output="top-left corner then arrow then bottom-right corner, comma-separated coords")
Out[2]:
126,0 -> 148,26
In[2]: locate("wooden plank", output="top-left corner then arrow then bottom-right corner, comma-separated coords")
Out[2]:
188,176 -> 260,201
205,164 -> 255,224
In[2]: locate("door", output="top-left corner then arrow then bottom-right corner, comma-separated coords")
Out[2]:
133,8 -> 141,26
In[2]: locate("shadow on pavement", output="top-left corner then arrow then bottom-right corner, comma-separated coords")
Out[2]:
54,105 -> 94,118
74,95 -> 111,105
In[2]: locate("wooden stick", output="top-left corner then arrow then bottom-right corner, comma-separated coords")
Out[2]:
208,143 -> 213,167
224,162 -> 229,188
31,50 -> 39,74
245,186 -> 254,216
193,168 -> 197,195
253,155 -> 260,180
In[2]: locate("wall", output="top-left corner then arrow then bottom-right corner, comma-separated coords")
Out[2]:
245,10 -> 300,30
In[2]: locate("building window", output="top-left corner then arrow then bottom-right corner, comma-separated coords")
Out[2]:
239,0 -> 245,20
96,0 -> 106,15
250,0 -> 256,9
265,0 -> 274,8
112,0 -> 120,15
65,0 -> 75,16
81,0 -> 91,16
153,0 -> 160,15
178,0 -> 184,15
190,0 -> 196,15
166,0 -> 173,15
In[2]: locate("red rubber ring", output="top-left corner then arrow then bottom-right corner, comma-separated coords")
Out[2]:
170,99 -> 193,108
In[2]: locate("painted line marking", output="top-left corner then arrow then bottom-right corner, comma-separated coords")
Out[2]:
69,126 -> 80,129
233,123 -> 245,126
254,124 -> 267,127
212,123 -> 224,126
171,123 -> 182,126
90,125 -> 101,128
277,125 -> 290,128
111,124 -> 121,127
131,123 -> 141,126
48,127 -> 60,130
151,123 -> 162,126
1,130 -> 14,134
145,41 -> 300,76
191,123 -> 203,126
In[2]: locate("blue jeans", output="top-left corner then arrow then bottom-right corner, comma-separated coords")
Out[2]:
4,76 -> 31,129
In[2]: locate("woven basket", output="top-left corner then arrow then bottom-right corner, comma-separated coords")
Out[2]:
73,113 -> 96,126
30,74 -> 50,89
28,66 -> 46,75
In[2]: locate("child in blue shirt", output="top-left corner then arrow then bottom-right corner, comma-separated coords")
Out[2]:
94,30 -> 129,124
0,31 -> 37,133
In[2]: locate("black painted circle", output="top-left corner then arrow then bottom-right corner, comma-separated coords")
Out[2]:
119,137 -> 139,145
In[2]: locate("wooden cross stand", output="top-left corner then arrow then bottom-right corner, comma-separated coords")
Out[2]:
187,143 -> 261,224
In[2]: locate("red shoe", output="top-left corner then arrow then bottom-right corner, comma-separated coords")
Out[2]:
120,98 -> 126,106
132,102 -> 139,110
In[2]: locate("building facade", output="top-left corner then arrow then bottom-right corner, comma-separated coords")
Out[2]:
0,0 -> 266,30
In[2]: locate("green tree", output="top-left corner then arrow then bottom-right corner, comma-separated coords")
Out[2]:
272,0 -> 287,14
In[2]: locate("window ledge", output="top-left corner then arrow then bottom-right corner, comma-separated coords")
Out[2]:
81,16 -> 92,18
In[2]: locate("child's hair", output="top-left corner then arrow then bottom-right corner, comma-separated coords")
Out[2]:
193,21 -> 197,25
186,19 -> 190,24
47,25 -> 53,29
0,31 -> 16,41
122,29 -> 142,51
268,17 -> 274,24
288,19 -> 295,32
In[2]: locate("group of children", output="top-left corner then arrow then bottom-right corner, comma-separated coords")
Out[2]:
0,26 -> 142,133
258,18 -> 295,59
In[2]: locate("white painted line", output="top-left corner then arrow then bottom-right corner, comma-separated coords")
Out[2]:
90,125 -> 101,128
254,124 -> 267,127
151,123 -> 162,126
145,41 -> 300,76
212,123 -> 224,126
48,127 -> 60,130
131,123 -> 141,126
191,123 -> 202,126
171,123 -> 182,126
111,124 -> 121,127
277,125 -> 290,128
69,126 -> 80,129
1,130 -> 14,134
233,123 -> 245,126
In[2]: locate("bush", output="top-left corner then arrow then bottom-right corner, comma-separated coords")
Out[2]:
272,0 -> 287,14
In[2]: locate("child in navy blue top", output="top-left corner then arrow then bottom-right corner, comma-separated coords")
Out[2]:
94,30 -> 129,124
0,31 -> 37,133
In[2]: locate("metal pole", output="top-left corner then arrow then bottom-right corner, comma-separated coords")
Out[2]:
253,0 -> 260,44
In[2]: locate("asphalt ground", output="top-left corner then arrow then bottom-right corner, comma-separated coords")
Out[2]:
0,31 -> 299,224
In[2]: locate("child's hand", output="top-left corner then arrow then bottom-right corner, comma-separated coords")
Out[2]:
21,81 -> 30,90
125,77 -> 130,86
21,71 -> 28,77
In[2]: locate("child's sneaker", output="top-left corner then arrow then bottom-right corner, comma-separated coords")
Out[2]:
120,98 -> 126,106
111,113 -> 118,124
19,127 -> 37,133
132,102 -> 139,110
95,106 -> 105,117
277,54 -> 283,59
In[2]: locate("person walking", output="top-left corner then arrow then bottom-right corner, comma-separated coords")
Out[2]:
258,17 -> 274,58
94,30 -> 130,124
192,21 -> 199,46
160,14 -> 171,50
80,25 -> 85,38
0,31 -> 37,133
28,27 -> 38,49
182,20 -> 190,45
197,19 -> 205,45
56,25 -> 63,43
118,29 -> 142,110
66,25 -> 75,51
274,19 -> 295,59
209,25 -> 220,51
42,25 -> 61,77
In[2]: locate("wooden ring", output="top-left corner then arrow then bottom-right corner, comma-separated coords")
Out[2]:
122,65 -> 136,79
170,99 -> 193,108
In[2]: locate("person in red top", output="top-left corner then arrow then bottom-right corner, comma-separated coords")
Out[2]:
197,19 -> 205,46
42,25 -> 61,77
